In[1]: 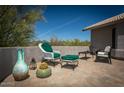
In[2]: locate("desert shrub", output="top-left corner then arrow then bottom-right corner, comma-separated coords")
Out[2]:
0,6 -> 46,47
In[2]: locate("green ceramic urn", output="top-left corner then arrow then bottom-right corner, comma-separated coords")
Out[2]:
36,62 -> 51,78
12,48 -> 29,81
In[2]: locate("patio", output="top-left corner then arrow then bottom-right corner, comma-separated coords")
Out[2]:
1,56 -> 124,87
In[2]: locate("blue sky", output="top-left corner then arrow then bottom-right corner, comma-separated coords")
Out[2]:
34,5 -> 124,41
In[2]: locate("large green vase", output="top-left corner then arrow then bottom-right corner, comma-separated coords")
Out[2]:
12,48 -> 29,81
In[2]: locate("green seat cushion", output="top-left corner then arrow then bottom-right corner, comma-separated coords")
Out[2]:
54,52 -> 61,58
42,42 -> 53,52
61,55 -> 79,60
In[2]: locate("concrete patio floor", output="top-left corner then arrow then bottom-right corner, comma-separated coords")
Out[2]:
1,57 -> 124,87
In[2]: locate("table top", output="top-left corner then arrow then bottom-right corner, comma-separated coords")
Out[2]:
79,51 -> 90,53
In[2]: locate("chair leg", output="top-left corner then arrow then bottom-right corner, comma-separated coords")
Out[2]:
107,57 -> 111,64
61,64 -> 63,68
53,62 -> 56,66
73,66 -> 75,71
95,56 -> 98,62
92,54 -> 94,58
60,62 -> 63,68
109,57 -> 112,64
51,59 -> 56,66
76,60 -> 79,66
59,59 -> 62,68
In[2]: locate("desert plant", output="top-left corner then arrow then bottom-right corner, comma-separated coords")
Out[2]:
0,5 -> 46,47
49,35 -> 91,46
39,62 -> 48,69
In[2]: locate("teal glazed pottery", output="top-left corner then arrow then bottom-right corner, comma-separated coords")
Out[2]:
13,48 -> 29,81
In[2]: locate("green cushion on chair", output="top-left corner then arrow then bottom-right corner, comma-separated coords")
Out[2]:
54,52 -> 61,58
61,55 -> 79,60
42,42 -> 53,52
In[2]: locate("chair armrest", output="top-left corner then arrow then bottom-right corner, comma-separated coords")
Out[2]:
95,49 -> 104,54
97,51 -> 109,55
43,52 -> 54,59
53,50 -> 61,54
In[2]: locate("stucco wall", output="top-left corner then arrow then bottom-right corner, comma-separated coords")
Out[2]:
0,46 -> 43,82
0,48 -> 17,82
53,46 -> 89,55
0,46 -> 89,82
113,22 -> 124,59
91,22 -> 124,59
91,26 -> 112,49
116,22 -> 124,49
111,49 -> 124,59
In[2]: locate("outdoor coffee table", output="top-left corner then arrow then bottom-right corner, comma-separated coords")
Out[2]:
60,55 -> 79,70
78,51 -> 90,60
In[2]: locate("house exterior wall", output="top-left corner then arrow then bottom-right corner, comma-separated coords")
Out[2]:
116,22 -> 124,49
112,22 -> 124,58
91,22 -> 124,59
91,26 -> 112,49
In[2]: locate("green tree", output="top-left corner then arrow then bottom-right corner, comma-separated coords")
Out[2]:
49,35 -> 91,46
50,34 -> 59,46
0,5 -> 45,47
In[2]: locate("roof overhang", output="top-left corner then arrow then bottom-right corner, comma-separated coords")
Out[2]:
82,13 -> 124,31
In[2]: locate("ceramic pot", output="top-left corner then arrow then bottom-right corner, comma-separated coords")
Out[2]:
29,58 -> 37,70
12,48 -> 29,81
36,67 -> 51,78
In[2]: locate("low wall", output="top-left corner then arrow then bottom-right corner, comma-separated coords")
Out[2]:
0,46 -> 43,82
0,46 -> 89,82
0,48 -> 17,82
53,46 -> 89,55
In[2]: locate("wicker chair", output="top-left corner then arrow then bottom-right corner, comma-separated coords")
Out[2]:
95,46 -> 112,64
38,42 -> 61,65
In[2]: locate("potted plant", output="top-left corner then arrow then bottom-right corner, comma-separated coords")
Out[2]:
36,62 -> 51,78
